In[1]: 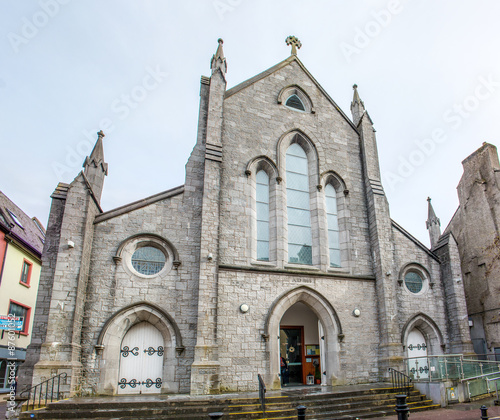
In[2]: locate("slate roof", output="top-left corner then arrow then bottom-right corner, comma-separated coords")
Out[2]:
0,190 -> 45,257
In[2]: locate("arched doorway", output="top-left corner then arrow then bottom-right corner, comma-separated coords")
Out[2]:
264,287 -> 342,389
402,313 -> 444,381
118,322 -> 164,394
96,302 -> 184,395
280,302 -> 322,386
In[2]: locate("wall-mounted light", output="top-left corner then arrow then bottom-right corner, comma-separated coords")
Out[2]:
207,253 -> 213,261
353,308 -> 361,317
68,240 -> 75,248
240,304 -> 249,313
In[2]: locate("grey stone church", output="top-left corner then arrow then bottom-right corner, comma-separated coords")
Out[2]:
19,37 -> 474,397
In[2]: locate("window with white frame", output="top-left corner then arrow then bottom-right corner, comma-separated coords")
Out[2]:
256,170 -> 270,261
325,184 -> 340,267
286,143 -> 312,265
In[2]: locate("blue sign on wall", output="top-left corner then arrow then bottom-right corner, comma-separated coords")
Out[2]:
0,315 -> 23,331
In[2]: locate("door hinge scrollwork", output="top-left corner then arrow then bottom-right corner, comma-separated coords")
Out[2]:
144,346 -> 164,356
120,346 -> 139,357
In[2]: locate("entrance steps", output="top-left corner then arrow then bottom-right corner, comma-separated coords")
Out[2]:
19,384 -> 439,419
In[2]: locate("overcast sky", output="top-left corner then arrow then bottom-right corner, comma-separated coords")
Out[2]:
1,1 -> 499,247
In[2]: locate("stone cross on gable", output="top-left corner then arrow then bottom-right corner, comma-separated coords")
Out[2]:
286,36 -> 302,55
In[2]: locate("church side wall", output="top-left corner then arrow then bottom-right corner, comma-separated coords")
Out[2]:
80,191 -> 202,395
391,226 -> 449,353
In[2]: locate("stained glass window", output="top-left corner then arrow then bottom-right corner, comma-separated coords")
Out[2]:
405,271 -> 423,293
131,246 -> 166,275
325,184 -> 340,267
287,144 -> 312,264
285,94 -> 305,111
256,170 -> 270,261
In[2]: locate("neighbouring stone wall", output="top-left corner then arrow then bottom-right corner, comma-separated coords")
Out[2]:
448,143 -> 500,353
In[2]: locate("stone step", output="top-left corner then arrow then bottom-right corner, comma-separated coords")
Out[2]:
20,386 -> 439,420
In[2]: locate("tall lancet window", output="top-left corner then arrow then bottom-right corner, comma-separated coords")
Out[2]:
256,170 -> 270,261
286,143 -> 312,265
325,184 -> 340,267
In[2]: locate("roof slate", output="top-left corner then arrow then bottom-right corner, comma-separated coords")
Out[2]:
0,190 -> 45,256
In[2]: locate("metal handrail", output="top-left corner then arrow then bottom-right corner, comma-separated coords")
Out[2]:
257,373 -> 266,414
388,368 -> 412,396
19,372 -> 67,411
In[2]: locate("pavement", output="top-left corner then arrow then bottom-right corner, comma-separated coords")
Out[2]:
379,397 -> 500,420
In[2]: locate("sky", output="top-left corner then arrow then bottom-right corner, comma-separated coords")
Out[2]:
1,0 -> 500,247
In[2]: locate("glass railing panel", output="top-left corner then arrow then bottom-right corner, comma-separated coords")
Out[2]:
468,378 -> 489,398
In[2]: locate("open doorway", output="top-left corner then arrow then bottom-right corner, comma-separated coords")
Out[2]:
280,302 -> 321,386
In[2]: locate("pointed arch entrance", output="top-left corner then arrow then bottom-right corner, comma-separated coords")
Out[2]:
96,302 -> 184,395
402,313 -> 444,381
264,287 -> 342,389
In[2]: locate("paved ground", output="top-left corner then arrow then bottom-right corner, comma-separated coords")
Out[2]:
383,398 -> 500,419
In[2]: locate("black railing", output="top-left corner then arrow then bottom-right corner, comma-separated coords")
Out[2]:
389,368 -> 412,396
258,373 -> 266,414
20,372 -> 67,411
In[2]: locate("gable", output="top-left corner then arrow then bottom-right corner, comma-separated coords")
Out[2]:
225,56 -> 358,133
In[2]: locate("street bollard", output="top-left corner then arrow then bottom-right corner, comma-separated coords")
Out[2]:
395,394 -> 409,420
208,412 -> 224,419
297,405 -> 307,420
481,405 -> 489,420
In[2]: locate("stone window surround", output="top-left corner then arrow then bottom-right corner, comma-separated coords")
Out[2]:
277,85 -> 315,114
113,233 -> 181,279
246,131 -> 350,272
398,263 -> 433,296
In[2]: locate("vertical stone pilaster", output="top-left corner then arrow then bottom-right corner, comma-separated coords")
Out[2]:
190,68 -> 226,395
19,176 -> 100,397
358,115 -> 401,374
435,234 -> 474,354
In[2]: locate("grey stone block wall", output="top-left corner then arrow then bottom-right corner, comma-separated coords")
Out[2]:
216,269 -> 379,392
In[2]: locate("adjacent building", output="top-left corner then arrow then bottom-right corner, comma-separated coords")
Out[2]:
19,38 -> 474,397
0,191 -> 45,393
433,143 -> 500,360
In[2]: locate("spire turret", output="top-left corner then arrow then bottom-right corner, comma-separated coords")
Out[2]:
211,38 -> 227,76
83,130 -> 108,203
426,197 -> 441,249
350,84 -> 365,126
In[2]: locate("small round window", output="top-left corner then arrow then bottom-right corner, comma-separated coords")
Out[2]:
405,271 -> 423,294
131,246 -> 166,275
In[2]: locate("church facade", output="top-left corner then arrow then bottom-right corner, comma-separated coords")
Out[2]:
19,38 -> 473,396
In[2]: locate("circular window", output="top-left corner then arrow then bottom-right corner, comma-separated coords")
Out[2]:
405,271 -> 423,294
131,246 -> 166,275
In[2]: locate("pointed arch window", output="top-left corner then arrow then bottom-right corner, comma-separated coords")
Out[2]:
285,94 -> 305,111
286,143 -> 312,265
325,184 -> 340,267
256,170 -> 270,261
